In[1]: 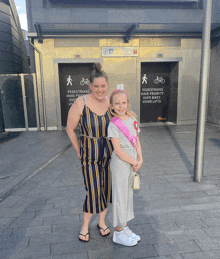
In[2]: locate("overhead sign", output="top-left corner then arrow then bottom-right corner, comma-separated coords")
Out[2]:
102,47 -> 138,57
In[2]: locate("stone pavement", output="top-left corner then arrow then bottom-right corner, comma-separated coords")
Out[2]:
0,124 -> 220,259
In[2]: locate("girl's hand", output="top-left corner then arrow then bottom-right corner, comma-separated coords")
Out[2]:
133,159 -> 143,172
133,164 -> 138,172
77,151 -> 81,160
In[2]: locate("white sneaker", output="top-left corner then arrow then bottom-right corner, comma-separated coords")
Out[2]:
113,230 -> 137,246
123,226 -> 141,242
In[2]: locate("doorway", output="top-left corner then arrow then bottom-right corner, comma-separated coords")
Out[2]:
140,62 -> 178,123
58,63 -> 93,126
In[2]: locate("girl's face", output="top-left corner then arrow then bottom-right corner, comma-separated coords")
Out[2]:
111,93 -> 128,117
90,77 -> 109,102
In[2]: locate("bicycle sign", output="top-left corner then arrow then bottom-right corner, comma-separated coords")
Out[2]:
80,78 -> 90,86
154,76 -> 165,84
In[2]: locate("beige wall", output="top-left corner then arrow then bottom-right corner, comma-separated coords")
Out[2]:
34,37 -> 202,129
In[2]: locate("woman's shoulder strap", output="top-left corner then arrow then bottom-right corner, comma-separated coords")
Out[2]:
83,95 -> 86,105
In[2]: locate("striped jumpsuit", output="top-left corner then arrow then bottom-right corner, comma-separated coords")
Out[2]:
79,96 -> 113,214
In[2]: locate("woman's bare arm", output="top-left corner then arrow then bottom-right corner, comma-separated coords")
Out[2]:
66,97 -> 84,159
111,138 -> 138,166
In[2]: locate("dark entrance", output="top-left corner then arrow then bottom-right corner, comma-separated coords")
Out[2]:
140,62 -> 178,123
58,63 -> 93,126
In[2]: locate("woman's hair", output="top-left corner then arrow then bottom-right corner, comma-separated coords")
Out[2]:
90,63 -> 108,83
109,90 -> 129,116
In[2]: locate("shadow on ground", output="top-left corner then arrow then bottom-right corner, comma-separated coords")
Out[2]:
0,132 -> 22,145
164,125 -> 194,176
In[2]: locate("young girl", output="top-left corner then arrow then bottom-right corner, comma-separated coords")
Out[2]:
108,90 -> 143,246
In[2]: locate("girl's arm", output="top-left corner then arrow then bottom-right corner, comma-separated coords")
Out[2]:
66,97 -> 84,159
111,138 -> 138,166
133,137 -> 143,172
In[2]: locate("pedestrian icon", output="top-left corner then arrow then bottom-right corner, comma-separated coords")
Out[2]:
142,74 -> 148,84
67,75 -> 73,86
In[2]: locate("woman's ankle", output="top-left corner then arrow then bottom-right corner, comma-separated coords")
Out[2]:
81,225 -> 89,233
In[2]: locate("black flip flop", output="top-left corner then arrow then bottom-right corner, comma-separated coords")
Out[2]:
97,224 -> 110,237
79,232 -> 89,242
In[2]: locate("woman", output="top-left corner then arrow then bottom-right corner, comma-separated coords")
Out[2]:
66,63 -> 113,242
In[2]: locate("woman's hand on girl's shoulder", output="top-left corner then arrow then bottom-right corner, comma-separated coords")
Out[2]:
127,110 -> 137,118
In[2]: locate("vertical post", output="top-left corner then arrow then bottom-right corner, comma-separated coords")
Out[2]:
29,39 -> 47,130
194,0 -> 213,182
20,74 -> 29,131
32,73 -> 40,131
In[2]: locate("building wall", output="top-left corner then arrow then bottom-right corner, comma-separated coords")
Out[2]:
208,41 -> 220,125
208,0 -> 220,126
0,0 -> 31,132
0,0 -> 30,74
33,37 -> 202,129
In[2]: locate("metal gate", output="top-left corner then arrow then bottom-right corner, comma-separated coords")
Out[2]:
0,73 -> 40,131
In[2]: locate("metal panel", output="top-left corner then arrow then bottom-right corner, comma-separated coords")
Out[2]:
0,62 -> 15,74
0,51 -> 15,63
0,20 -> 12,32
0,2 -> 10,15
0,8 -> 11,25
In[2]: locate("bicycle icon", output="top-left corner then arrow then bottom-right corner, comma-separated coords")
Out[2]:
80,78 -> 90,86
154,76 -> 165,84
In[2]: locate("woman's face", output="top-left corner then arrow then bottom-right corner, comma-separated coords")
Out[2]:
90,77 -> 109,102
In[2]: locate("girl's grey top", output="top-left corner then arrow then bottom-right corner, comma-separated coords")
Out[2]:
108,116 -> 139,149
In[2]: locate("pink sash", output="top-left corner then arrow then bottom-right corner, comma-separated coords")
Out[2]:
110,117 -> 138,151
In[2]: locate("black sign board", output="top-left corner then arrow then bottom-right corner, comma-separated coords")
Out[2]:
140,62 -> 172,123
58,63 -> 93,126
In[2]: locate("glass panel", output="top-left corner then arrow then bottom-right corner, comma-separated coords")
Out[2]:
0,92 -> 4,132
0,75 -> 25,129
24,74 -> 37,127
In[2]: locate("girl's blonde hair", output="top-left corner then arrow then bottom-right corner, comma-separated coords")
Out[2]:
109,90 -> 129,117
